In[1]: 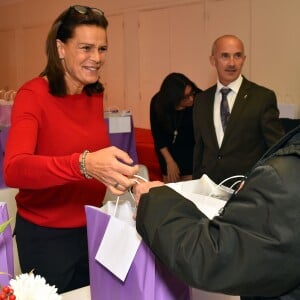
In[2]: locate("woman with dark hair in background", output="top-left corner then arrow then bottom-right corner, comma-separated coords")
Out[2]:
150,72 -> 202,183
4,5 -> 138,293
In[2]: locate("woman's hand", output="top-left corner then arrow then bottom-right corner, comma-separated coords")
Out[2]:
84,146 -> 139,195
160,147 -> 180,183
166,160 -> 180,183
133,181 -> 164,206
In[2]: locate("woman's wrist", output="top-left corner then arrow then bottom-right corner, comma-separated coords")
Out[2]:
79,150 -> 93,179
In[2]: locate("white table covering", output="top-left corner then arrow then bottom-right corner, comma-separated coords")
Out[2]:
60,285 -> 239,300
61,286 -> 90,299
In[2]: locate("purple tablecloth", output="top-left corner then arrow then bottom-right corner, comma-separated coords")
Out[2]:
0,102 -> 12,127
0,127 -> 9,188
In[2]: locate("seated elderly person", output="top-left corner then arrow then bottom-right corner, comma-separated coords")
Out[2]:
134,126 -> 300,300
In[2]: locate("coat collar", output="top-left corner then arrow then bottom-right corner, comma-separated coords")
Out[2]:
252,126 -> 300,170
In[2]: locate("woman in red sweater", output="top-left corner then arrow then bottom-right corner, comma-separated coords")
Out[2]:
4,5 -> 138,293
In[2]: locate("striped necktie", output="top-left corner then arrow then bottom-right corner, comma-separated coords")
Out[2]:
220,88 -> 231,132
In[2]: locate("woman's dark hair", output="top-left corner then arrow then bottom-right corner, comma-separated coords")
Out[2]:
153,72 -> 201,133
40,6 -> 108,97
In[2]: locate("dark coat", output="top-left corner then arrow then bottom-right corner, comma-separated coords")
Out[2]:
192,77 -> 285,184
136,126 -> 300,299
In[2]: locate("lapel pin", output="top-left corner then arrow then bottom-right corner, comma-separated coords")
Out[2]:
244,94 -> 248,99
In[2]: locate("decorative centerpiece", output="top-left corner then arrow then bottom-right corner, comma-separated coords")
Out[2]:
8,273 -> 61,300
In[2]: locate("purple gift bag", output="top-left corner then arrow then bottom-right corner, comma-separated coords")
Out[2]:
0,202 -> 14,287
85,205 -> 190,300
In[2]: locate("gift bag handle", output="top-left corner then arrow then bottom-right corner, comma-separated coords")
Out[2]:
113,174 -> 149,217
208,175 -> 246,197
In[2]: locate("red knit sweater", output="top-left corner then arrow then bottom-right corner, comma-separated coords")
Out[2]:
4,77 -> 110,228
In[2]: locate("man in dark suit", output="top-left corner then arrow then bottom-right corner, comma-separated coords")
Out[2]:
193,34 -> 284,185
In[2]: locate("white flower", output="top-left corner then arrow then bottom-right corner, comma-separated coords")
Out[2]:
9,273 -> 62,300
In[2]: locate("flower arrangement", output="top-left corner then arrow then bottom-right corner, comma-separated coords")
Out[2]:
1,219 -> 62,300
9,273 -> 62,300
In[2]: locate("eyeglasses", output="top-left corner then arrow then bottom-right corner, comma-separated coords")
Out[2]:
70,5 -> 105,17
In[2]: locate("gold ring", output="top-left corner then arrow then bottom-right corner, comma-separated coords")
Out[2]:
114,182 -> 119,189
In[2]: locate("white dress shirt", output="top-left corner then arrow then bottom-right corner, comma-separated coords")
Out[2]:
214,75 -> 243,147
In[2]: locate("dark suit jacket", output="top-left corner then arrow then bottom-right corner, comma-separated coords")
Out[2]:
192,77 -> 285,184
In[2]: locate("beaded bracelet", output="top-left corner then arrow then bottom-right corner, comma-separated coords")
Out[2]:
80,150 -> 93,179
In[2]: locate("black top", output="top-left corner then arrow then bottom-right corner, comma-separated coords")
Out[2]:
150,93 -> 195,176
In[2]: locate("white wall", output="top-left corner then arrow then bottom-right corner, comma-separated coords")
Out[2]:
0,0 -> 299,128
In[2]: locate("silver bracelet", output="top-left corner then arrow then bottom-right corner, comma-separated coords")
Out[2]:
80,150 -> 93,179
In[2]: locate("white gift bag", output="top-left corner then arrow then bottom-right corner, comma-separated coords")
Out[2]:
166,174 -> 245,219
